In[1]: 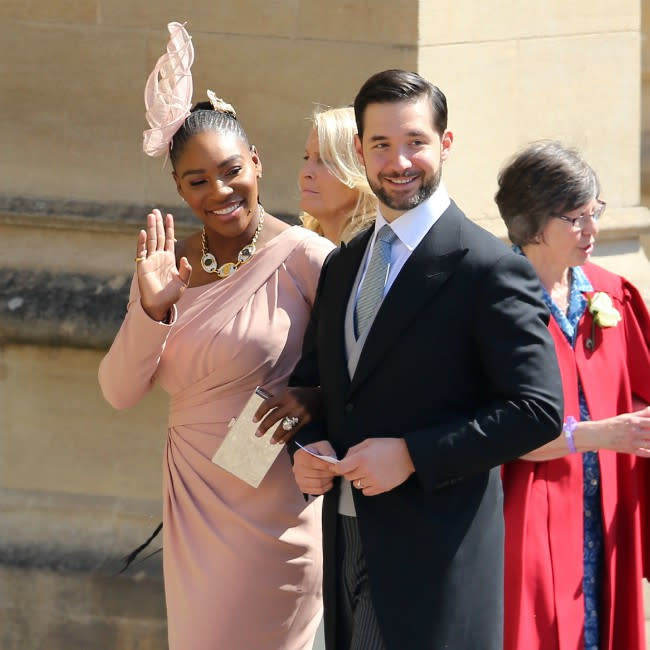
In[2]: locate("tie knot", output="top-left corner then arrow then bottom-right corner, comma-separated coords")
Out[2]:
377,225 -> 397,245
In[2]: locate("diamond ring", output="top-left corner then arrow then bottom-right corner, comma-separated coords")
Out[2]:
282,416 -> 300,431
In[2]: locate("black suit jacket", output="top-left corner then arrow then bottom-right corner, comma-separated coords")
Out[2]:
291,201 -> 563,650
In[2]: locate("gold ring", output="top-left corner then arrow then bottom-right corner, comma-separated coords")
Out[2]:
134,256 -> 146,263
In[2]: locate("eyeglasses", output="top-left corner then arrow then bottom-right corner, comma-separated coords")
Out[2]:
553,199 -> 606,231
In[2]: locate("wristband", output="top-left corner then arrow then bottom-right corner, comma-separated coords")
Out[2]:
563,416 -> 578,454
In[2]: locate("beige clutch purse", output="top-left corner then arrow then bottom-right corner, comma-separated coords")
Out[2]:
211,387 -> 284,488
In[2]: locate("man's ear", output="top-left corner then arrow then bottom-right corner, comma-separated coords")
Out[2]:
250,144 -> 263,178
354,134 -> 364,166
440,130 -> 453,162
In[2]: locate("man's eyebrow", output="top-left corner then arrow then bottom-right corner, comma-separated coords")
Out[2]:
368,131 -> 429,142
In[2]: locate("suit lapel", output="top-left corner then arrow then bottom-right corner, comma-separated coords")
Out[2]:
324,228 -> 373,393
350,203 -> 467,393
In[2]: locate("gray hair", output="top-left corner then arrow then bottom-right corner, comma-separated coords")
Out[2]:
495,141 -> 600,247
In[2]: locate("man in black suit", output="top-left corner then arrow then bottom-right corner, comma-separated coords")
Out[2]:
290,69 -> 563,650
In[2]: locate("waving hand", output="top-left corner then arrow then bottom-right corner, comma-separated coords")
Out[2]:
135,209 -> 192,321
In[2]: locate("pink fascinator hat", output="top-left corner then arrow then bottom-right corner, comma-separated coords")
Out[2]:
143,22 -> 194,158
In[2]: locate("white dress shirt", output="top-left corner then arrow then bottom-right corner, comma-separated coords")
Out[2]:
355,183 -> 451,303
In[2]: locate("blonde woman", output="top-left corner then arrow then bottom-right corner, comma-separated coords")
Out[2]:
299,106 -> 376,243
256,109 -> 376,435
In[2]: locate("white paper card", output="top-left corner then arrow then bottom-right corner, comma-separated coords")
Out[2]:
294,441 -> 340,464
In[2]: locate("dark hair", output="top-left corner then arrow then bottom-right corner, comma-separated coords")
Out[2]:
169,101 -> 249,169
353,69 -> 448,138
495,141 -> 600,247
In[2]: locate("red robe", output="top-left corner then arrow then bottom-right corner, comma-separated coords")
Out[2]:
503,262 -> 650,650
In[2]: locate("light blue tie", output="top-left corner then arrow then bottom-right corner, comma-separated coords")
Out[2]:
355,225 -> 398,338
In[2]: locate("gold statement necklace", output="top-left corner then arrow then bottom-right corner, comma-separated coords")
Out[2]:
200,207 -> 265,278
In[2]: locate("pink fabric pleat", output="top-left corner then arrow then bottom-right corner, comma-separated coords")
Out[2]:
99,228 -> 335,649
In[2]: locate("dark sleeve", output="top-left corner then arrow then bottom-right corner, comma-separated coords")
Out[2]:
287,248 -> 336,455
404,252 -> 564,491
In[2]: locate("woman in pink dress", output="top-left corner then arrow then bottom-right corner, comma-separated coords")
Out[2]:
98,23 -> 332,650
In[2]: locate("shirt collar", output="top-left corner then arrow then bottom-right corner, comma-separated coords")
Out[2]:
571,265 -> 593,293
374,183 -> 450,251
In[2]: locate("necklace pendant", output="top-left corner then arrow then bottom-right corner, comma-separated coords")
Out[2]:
238,244 -> 255,264
217,262 -> 237,278
201,252 -> 218,273
200,207 -> 265,278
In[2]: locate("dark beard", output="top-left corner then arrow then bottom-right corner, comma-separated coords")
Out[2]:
369,168 -> 441,212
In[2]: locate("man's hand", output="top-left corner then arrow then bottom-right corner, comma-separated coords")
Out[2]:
331,438 -> 415,496
292,440 -> 338,495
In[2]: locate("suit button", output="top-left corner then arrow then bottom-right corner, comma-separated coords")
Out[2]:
344,403 -> 353,413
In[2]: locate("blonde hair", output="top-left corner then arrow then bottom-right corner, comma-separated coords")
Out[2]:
300,106 -> 376,242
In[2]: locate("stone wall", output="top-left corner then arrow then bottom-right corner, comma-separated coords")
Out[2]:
0,2 -> 418,215
643,0 -> 650,201
419,0 -> 640,218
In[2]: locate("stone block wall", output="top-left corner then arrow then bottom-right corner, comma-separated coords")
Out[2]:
419,0 -> 640,217
643,0 -> 650,201
0,2 -> 418,216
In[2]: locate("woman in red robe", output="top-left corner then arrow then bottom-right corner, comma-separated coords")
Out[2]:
495,141 -> 650,650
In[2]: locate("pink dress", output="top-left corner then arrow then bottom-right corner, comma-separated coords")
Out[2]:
99,227 -> 333,650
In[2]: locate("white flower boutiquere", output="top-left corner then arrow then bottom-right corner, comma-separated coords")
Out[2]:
584,291 -> 622,350
588,292 -> 622,328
